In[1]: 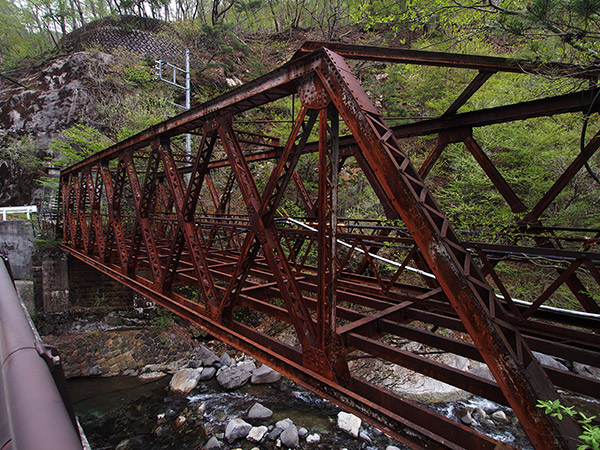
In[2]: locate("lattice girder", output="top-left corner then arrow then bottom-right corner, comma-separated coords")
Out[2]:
59,43 -> 600,450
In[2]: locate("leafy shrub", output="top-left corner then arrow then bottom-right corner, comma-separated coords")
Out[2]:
537,399 -> 599,450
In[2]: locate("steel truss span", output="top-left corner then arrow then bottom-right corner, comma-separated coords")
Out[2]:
60,42 -> 600,450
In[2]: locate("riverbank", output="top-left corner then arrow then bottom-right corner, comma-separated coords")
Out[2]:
38,308 -> 571,449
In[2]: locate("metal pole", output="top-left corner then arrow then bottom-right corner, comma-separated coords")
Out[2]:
155,50 -> 192,162
185,49 -> 191,161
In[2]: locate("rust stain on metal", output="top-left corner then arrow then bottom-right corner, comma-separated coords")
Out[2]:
58,41 -> 600,450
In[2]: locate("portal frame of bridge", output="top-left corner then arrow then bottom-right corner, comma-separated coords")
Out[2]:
59,42 -> 600,450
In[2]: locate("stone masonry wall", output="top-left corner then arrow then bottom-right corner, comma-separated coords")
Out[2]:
40,251 -> 70,312
44,324 -> 197,378
62,15 -> 186,67
68,256 -> 134,308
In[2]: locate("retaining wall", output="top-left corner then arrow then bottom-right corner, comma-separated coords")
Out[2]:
0,220 -> 34,279
43,324 -> 197,378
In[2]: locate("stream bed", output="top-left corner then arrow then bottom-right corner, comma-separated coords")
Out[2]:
69,375 -> 408,450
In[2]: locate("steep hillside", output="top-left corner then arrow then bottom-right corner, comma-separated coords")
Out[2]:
0,15 -> 360,207
0,16 -> 252,206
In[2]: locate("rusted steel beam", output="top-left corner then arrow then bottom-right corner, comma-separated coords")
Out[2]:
62,245 -> 504,450
194,89 -> 599,175
315,47 -> 579,449
58,42 -> 600,450
73,174 -> 89,253
346,333 -> 507,405
84,166 -> 106,258
61,176 -> 73,243
523,129 -> 600,224
463,133 -> 599,315
155,136 -> 219,305
391,89 -> 600,139
463,135 -> 528,214
61,53 -> 324,176
295,41 -> 600,78
292,170 -> 316,217
100,160 -> 128,269
418,137 -> 449,179
217,116 -> 325,361
316,104 -> 348,380
442,70 -> 496,117
123,151 -> 162,281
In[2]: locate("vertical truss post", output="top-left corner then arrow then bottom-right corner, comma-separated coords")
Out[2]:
317,106 -> 335,350
73,173 -> 88,253
84,166 -> 105,258
218,113 -> 343,378
101,160 -> 128,270
317,104 -> 348,381
60,176 -> 73,244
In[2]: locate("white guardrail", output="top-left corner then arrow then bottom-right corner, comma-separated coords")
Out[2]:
0,205 -> 37,221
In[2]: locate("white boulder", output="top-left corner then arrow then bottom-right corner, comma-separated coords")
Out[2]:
337,411 -> 361,438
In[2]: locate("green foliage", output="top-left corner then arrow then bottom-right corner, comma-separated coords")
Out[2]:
33,235 -> 61,251
360,37 -> 599,241
537,399 -> 600,450
352,0 -> 599,63
50,123 -> 114,167
493,0 -> 600,62
0,0 -> 54,69
0,136 -> 45,204
106,94 -> 175,141
0,136 -> 45,173
153,307 -> 175,330
49,52 -> 177,166
94,294 -> 110,311
122,64 -> 155,86
173,21 -> 250,75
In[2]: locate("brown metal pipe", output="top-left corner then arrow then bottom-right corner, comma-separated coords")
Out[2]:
0,259 -> 83,450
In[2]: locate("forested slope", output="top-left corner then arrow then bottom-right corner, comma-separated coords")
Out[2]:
0,0 -> 598,238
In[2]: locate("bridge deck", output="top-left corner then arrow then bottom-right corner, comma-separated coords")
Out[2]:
60,42 -> 600,450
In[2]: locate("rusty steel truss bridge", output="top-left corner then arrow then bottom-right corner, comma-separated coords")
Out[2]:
59,42 -> 600,450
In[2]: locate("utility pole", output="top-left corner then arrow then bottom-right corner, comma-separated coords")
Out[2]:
155,49 -> 191,160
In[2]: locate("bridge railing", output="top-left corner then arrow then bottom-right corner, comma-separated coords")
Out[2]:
0,205 -> 38,221
0,257 -> 83,450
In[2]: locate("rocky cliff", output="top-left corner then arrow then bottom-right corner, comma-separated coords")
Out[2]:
0,16 -> 187,206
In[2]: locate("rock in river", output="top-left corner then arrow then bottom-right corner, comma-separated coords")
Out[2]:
225,418 -> 252,443
169,368 -> 201,395
251,364 -> 281,384
247,402 -> 273,420
247,425 -> 268,443
280,424 -> 299,448
337,411 -> 361,438
217,366 -> 251,390
204,436 -> 222,449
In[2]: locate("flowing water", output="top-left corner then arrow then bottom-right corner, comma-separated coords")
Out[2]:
69,375 -> 407,450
